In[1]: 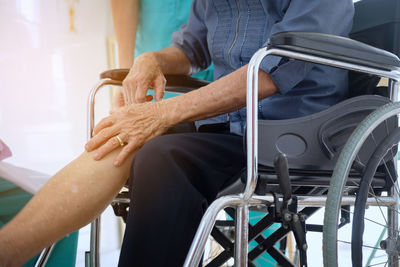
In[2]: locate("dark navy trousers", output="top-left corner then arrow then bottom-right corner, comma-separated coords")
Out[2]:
118,129 -> 245,266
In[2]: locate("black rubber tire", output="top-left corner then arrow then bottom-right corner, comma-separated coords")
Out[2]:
323,101 -> 400,267
351,128 -> 400,266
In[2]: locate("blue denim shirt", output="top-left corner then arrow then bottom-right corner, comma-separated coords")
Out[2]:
171,0 -> 354,135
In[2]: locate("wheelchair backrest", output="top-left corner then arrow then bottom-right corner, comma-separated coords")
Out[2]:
351,0 -> 400,57
256,0 -> 400,171
348,0 -> 400,97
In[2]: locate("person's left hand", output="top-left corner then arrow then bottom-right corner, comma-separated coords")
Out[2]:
85,102 -> 170,166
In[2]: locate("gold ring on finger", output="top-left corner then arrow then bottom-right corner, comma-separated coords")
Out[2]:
116,135 -> 125,147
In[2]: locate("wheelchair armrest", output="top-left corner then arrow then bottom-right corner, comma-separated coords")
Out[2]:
100,68 -> 210,93
268,32 -> 400,71
100,68 -> 130,81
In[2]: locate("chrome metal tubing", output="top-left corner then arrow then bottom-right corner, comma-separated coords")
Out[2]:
389,79 -> 399,103
292,195 -> 397,207
388,79 -> 400,267
235,204 -> 249,266
87,80 -> 122,140
34,245 -> 55,267
86,79 -> 121,267
111,197 -> 130,204
184,46 -> 400,266
265,48 -> 400,83
244,47 -> 400,203
244,48 -> 268,200
183,193 -> 398,266
387,181 -> 399,266
88,218 -> 101,267
183,196 -> 263,267
251,194 -> 398,207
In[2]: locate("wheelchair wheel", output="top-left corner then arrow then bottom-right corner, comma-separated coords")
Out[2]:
323,101 -> 400,267
352,127 -> 400,267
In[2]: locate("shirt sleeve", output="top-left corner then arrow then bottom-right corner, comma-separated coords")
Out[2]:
170,0 -> 211,74
259,0 -> 354,94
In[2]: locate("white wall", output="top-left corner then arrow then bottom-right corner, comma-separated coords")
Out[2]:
0,0 -> 113,174
0,0 -> 120,266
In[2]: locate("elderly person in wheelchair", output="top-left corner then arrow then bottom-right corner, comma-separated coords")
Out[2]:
3,0 -> 400,266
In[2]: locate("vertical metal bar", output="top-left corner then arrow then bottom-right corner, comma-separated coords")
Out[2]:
34,245 -> 55,267
387,185 -> 399,267
85,81 -> 109,267
389,79 -> 399,102
234,204 -> 249,266
89,218 -> 101,267
388,77 -> 399,267
84,79 -> 123,267
244,48 -> 269,200
183,196 -> 246,267
85,251 -> 91,267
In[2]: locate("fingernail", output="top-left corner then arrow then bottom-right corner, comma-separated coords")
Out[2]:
113,160 -> 119,166
94,153 -> 100,160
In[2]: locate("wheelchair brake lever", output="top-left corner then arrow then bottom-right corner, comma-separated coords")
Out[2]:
274,153 -> 292,202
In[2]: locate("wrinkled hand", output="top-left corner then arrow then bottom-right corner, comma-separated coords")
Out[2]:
122,52 -> 166,104
112,87 -> 125,109
85,102 -> 170,166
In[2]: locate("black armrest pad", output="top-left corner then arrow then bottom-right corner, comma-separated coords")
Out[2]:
268,32 -> 400,71
100,69 -> 210,93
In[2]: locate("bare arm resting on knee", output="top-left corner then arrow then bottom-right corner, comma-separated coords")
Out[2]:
0,149 -> 134,267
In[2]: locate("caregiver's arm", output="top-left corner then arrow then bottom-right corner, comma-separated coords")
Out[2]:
110,0 -> 138,107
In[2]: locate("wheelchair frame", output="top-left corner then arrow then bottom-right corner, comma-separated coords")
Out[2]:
32,0 -> 400,265
183,45 -> 400,266
81,40 -> 400,267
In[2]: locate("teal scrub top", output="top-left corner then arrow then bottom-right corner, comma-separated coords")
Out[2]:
135,0 -> 213,82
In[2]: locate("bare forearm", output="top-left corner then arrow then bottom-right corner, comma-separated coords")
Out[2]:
0,150 -> 133,267
162,65 -> 278,125
111,0 -> 138,68
143,47 -> 192,75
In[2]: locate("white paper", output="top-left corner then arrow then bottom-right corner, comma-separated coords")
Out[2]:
0,161 -> 51,194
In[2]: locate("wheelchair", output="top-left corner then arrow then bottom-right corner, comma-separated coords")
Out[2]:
82,0 -> 400,266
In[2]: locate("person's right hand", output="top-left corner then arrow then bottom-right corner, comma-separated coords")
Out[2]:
121,52 -> 166,104
112,87 -> 125,109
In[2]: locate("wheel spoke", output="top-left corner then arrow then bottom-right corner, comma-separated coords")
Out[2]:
338,239 -> 400,258
338,239 -> 383,251
366,191 -> 400,218
367,185 -> 389,227
340,206 -> 399,234
366,260 -> 389,267
367,256 -> 400,267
